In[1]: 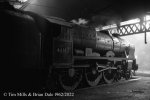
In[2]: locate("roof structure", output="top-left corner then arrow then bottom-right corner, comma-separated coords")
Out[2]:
21,0 -> 150,25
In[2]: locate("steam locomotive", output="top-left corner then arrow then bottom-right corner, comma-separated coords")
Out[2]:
50,23 -> 138,91
1,3 -> 138,92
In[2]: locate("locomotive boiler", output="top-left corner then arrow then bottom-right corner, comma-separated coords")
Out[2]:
2,3 -> 138,92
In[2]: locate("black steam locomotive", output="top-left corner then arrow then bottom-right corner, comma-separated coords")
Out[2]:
1,3 -> 138,92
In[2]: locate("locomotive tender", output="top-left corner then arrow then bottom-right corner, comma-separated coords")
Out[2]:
1,4 -> 138,92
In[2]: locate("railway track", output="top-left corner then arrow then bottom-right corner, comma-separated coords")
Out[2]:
75,75 -> 140,91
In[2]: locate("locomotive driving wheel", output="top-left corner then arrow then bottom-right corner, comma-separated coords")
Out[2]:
103,69 -> 115,84
115,65 -> 122,81
58,68 -> 82,91
103,62 -> 115,84
85,64 -> 102,86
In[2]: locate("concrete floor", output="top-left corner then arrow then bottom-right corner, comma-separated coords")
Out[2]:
45,74 -> 150,100
4,73 -> 149,100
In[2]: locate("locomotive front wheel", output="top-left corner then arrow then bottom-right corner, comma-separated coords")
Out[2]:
125,70 -> 131,80
103,69 -> 115,84
85,67 -> 102,86
59,68 -> 82,91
